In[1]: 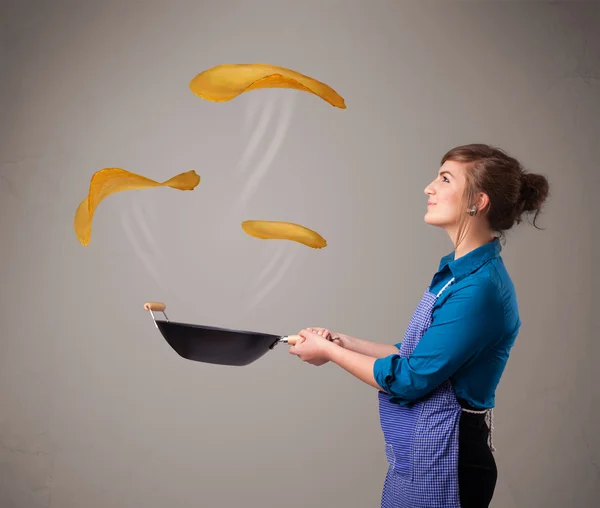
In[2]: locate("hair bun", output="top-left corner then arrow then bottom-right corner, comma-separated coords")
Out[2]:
520,172 -> 549,213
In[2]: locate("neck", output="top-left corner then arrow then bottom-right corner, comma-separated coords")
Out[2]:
450,225 -> 495,259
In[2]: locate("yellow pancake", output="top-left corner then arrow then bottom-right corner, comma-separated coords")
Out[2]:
241,220 -> 327,249
74,168 -> 200,246
190,63 -> 346,109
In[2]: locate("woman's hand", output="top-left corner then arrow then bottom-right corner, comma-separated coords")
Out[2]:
290,329 -> 383,391
289,329 -> 336,366
306,327 -> 345,347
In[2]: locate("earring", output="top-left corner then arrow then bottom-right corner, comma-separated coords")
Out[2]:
467,204 -> 477,216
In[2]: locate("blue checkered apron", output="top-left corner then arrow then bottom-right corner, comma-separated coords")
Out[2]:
378,278 -> 462,508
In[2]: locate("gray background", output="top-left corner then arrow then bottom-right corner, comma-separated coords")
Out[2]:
1,1 -> 598,507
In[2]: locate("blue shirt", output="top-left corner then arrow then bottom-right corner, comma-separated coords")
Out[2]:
373,239 -> 521,409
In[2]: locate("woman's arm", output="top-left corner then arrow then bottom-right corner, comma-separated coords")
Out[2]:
296,279 -> 506,403
327,345 -> 385,391
338,334 -> 400,358
309,328 -> 400,358
372,280 -> 505,403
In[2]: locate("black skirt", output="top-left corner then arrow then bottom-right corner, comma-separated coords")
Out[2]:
458,401 -> 498,508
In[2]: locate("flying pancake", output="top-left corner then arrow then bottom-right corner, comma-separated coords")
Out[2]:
74,168 -> 200,246
241,220 -> 327,249
190,63 -> 346,109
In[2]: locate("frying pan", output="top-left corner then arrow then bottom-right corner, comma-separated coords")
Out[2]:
143,301 -> 304,366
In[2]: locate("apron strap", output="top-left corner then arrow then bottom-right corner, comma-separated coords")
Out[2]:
461,407 -> 496,452
436,277 -> 455,298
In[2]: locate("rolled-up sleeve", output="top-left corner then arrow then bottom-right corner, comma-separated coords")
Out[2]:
373,278 -> 504,405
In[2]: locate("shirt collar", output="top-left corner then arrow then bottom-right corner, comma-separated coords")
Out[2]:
437,238 -> 502,282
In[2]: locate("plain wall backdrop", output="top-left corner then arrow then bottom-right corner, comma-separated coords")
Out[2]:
1,1 -> 599,507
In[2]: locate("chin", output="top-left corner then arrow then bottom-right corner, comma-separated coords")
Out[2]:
424,213 -> 438,226
424,213 -> 446,228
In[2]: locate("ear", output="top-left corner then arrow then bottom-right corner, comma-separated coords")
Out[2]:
476,192 -> 490,213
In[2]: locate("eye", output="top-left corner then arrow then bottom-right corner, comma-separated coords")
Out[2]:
442,175 -> 450,183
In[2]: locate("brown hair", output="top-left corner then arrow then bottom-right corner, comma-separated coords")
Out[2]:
441,143 -> 550,246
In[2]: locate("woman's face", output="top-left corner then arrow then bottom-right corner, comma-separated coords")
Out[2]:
423,160 -> 468,229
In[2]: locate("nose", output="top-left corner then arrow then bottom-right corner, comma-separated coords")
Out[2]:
424,182 -> 435,196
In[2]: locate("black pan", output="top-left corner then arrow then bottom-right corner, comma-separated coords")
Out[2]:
143,301 -> 302,366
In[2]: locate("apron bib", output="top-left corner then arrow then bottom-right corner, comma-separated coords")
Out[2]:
378,278 -> 465,508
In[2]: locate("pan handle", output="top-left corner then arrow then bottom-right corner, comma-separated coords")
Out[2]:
280,334 -> 301,345
280,333 -> 339,346
143,301 -> 169,322
144,302 -> 166,312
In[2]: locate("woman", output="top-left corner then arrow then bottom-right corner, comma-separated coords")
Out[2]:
289,144 -> 550,508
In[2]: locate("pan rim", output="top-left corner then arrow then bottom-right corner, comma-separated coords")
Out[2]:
154,319 -> 282,339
